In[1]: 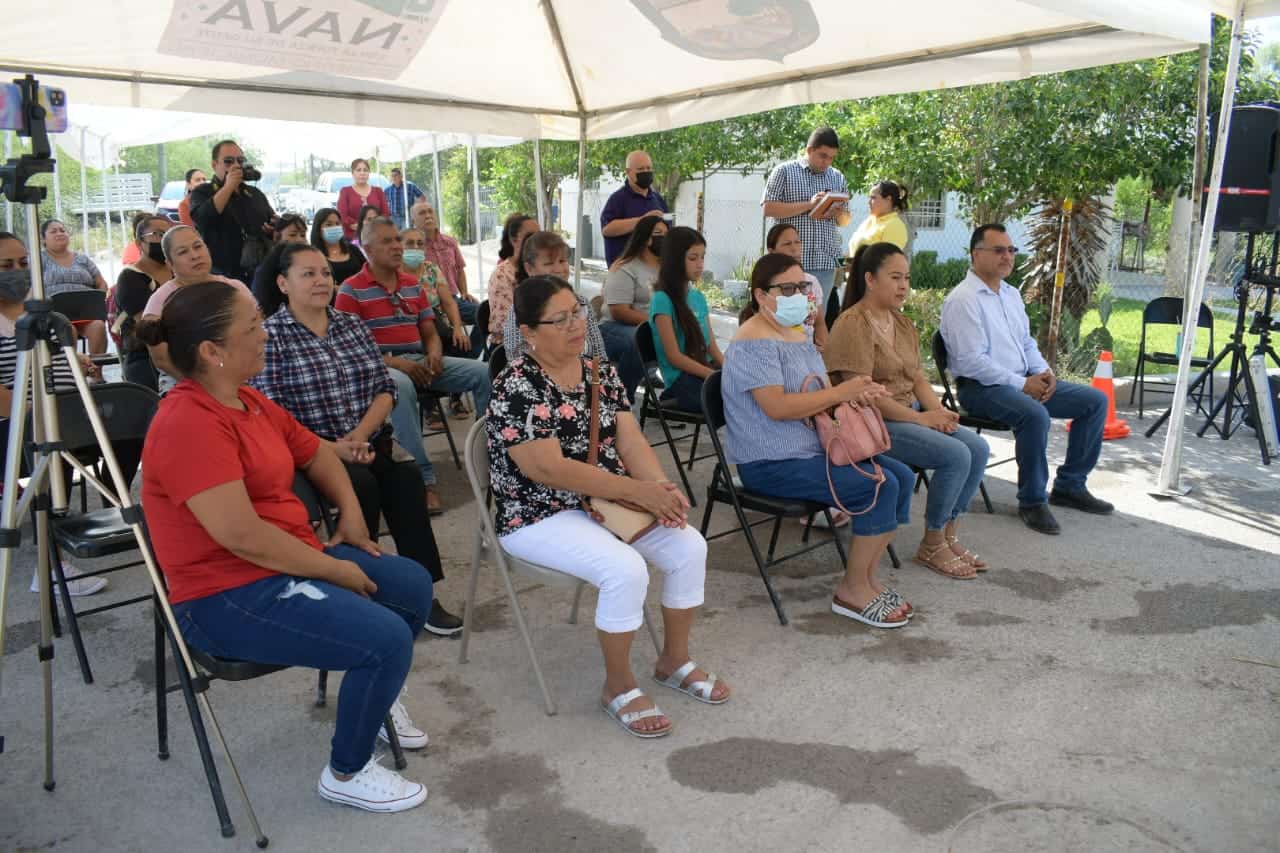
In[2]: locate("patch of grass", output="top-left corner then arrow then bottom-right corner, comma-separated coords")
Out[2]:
1077,298 -> 1258,378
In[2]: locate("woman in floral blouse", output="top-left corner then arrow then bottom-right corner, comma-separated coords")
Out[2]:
486,213 -> 538,344
487,275 -> 730,738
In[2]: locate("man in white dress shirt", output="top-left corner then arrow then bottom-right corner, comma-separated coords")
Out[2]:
939,224 -> 1112,535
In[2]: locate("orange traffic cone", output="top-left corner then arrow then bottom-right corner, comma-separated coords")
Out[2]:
1076,350 -> 1129,439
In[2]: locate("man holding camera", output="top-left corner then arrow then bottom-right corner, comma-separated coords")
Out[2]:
189,139 -> 276,282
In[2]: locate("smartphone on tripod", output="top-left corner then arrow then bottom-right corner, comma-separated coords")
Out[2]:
0,82 -> 68,133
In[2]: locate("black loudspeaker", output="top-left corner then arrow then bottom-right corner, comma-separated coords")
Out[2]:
1204,104 -> 1280,232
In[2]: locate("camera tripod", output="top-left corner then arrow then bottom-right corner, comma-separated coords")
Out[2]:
0,75 -> 269,845
1145,231 -> 1280,464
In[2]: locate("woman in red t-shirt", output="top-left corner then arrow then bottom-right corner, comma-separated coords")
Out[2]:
336,158 -> 389,241
137,281 -> 431,814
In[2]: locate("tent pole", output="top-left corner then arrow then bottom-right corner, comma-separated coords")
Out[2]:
1155,1 -> 1246,496
100,138 -> 114,265
573,116 -> 585,293
113,158 -> 127,249
52,149 -> 63,222
533,138 -> 547,228
401,150 -> 409,228
78,129 -> 89,255
431,134 -> 442,216
4,132 -> 11,232
1186,38 -> 1212,286
471,137 -> 484,287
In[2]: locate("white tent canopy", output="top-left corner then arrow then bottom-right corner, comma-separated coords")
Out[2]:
0,1 -> 1266,142
57,106 -> 522,169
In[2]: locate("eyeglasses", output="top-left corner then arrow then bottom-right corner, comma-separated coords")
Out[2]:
532,304 -> 589,330
221,156 -> 246,166
763,281 -> 808,297
974,246 -> 1018,256
386,291 -> 411,320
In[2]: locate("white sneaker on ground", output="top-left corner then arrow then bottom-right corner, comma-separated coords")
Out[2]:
317,758 -> 427,813
378,698 -> 429,750
30,562 -> 107,596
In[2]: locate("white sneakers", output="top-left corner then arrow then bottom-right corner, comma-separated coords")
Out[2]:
318,758 -> 427,814
379,698 -> 429,750
30,562 -> 108,596
319,698 -> 429,813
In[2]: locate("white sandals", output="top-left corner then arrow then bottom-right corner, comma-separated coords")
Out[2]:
602,688 -> 671,738
653,660 -> 729,705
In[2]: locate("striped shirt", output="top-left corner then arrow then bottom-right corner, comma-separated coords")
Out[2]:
1,314 -> 79,421
251,307 -> 397,440
40,251 -> 102,296
721,337 -> 826,466
334,264 -> 434,348
761,158 -> 849,272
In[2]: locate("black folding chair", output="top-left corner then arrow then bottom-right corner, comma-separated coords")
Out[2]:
475,299 -> 493,360
25,382 -> 158,684
931,331 -> 1009,513
633,321 -> 715,505
151,472 -> 405,845
698,371 -> 900,626
380,343 -> 463,470
50,289 -> 114,363
488,343 -> 508,382
1128,297 -> 1216,418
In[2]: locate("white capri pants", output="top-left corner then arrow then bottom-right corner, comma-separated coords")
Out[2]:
499,510 -> 707,633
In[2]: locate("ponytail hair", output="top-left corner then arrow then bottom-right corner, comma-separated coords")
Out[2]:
739,252 -> 801,323
654,226 -> 708,365
872,180 -> 909,212
842,242 -> 905,311
133,281 -> 240,377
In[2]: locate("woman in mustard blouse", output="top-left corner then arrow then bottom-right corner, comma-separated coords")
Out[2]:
848,180 -> 910,257
825,242 -> 990,580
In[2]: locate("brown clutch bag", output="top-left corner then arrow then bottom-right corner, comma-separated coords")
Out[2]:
580,358 -> 659,544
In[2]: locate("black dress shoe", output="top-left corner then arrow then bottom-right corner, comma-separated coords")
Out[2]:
1018,503 -> 1061,535
1050,488 -> 1115,515
425,601 -> 464,637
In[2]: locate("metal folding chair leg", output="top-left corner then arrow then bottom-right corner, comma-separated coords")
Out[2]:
498,560 -> 558,716
979,481 -> 994,514
458,528 -> 486,665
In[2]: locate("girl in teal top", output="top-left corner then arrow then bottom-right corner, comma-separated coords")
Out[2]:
649,227 -> 724,412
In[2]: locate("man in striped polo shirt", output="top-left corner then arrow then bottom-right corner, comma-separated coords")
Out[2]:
335,217 -> 490,515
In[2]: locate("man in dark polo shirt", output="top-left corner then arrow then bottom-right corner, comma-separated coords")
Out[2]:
600,150 -> 668,267
188,139 -> 276,282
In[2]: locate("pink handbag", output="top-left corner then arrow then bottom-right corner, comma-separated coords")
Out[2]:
800,374 -> 891,516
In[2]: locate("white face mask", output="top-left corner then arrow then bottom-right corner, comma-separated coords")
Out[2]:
770,292 -> 810,327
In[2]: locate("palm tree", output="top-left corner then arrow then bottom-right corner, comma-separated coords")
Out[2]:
1019,195 -> 1111,365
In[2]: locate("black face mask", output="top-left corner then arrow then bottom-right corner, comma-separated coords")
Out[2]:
634,170 -> 654,189
147,241 -> 166,263
0,268 -> 32,302
649,236 -> 665,257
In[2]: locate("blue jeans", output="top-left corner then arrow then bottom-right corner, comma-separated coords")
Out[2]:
399,351 -> 491,414
388,368 -> 436,486
884,421 -> 989,529
453,298 -> 486,358
738,453 -> 913,536
599,320 -> 643,402
660,372 -> 705,413
957,379 -> 1106,507
173,545 -> 433,775
806,267 -> 837,306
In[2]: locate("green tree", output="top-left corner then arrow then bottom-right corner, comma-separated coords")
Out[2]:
118,137 -> 265,195
486,140 -> 590,227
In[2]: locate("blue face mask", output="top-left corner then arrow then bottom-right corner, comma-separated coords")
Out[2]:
771,292 -> 810,327
321,225 -> 344,244
402,249 -> 425,269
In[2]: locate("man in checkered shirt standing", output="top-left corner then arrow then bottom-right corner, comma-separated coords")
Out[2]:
761,127 -> 852,306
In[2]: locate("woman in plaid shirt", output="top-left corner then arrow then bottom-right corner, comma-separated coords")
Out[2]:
251,243 -> 462,635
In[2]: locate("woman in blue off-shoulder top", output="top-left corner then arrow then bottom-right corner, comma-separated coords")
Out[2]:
720,252 -> 916,629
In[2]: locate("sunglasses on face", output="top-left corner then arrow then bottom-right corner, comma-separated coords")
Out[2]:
762,281 -> 808,297
221,156 -> 246,166
532,304 -> 589,330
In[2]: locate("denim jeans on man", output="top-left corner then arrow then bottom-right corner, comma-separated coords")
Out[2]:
957,379 -> 1106,507
173,545 -> 433,775
397,351 -> 491,413
599,320 -> 643,402
884,421 -> 989,530
388,368 -> 436,486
